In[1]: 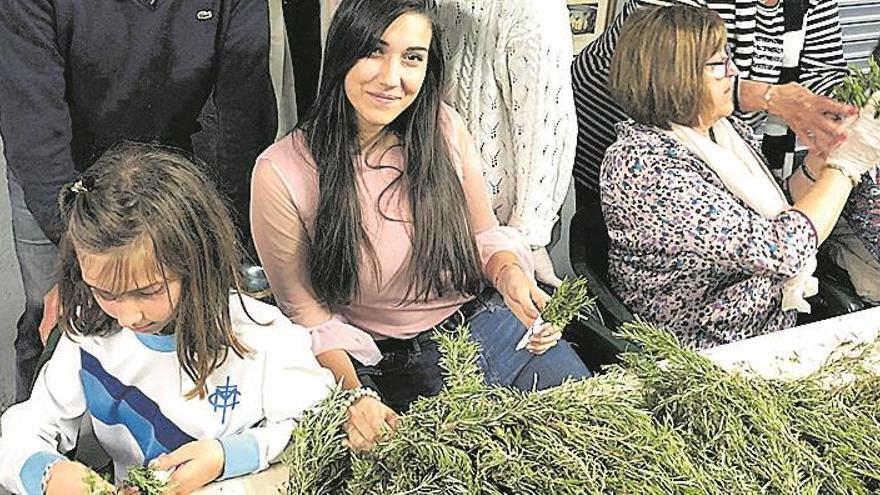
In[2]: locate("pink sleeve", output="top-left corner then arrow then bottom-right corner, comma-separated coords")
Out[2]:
442,105 -> 535,280
250,157 -> 382,365
308,318 -> 382,366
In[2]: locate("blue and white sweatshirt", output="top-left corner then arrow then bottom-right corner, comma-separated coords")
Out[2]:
0,295 -> 334,494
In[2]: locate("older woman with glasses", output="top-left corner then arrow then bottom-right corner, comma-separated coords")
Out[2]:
601,5 -> 880,349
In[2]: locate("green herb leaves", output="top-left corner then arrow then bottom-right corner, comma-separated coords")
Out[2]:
833,59 -> 880,118
122,465 -> 169,495
282,305 -> 880,494
540,277 -> 594,329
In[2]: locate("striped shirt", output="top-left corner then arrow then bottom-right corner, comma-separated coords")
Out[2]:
571,0 -> 847,191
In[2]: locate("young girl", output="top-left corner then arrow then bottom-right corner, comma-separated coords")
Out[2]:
0,143 -> 334,495
251,0 -> 591,451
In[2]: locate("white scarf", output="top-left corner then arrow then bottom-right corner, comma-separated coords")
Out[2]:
661,118 -> 818,313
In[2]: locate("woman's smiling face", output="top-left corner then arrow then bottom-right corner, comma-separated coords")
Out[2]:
344,12 -> 433,141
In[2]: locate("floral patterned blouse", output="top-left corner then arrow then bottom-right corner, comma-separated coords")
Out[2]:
844,174 -> 880,263
600,118 -> 818,350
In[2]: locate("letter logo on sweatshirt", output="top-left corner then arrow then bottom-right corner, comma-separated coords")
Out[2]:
197,10 -> 213,20
208,376 -> 241,424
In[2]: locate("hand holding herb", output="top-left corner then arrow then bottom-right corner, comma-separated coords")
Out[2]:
826,61 -> 880,183
148,439 -> 223,494
515,277 -> 594,353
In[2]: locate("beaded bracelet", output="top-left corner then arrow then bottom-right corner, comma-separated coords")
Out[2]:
41,458 -> 63,494
345,387 -> 382,409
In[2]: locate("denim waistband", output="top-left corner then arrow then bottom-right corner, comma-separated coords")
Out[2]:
374,288 -> 494,353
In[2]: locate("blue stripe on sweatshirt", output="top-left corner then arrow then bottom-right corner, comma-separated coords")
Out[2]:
79,349 -> 195,459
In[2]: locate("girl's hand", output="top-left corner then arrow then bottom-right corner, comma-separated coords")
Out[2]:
46,460 -> 109,495
150,439 -> 224,494
496,265 -> 563,354
344,395 -> 398,452
39,283 -> 60,344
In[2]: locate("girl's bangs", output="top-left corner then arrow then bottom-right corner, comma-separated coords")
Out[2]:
78,233 -> 170,294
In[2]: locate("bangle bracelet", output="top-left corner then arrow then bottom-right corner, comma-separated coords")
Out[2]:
492,262 -> 521,288
801,162 -> 818,182
345,386 -> 381,409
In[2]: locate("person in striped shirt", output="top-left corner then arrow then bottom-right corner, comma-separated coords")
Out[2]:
572,0 -> 855,200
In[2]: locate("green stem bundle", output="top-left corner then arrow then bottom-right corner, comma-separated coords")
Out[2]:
122,465 -> 169,495
540,277 -> 594,328
833,58 -> 880,118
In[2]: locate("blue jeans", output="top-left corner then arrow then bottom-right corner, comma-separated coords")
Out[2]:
353,289 -> 592,413
7,172 -> 57,402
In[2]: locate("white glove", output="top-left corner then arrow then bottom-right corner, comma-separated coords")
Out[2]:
532,246 -> 563,288
827,91 -> 880,184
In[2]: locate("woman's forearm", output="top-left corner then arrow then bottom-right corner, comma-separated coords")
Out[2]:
738,79 -> 772,113
738,79 -> 854,153
316,348 -> 362,390
788,153 -> 825,202
792,167 -> 852,243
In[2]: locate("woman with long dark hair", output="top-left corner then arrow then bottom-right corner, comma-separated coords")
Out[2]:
251,0 -> 590,450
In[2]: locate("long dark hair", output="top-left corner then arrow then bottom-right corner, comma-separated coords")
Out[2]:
301,0 -> 483,308
57,142 -> 250,399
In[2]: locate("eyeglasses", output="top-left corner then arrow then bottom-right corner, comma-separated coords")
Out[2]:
705,49 -> 738,80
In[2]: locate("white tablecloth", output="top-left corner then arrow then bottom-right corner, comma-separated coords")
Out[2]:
193,464 -> 289,494
702,306 -> 880,379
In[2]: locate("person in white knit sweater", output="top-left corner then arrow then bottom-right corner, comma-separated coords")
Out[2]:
318,0 -> 577,287
433,0 -> 577,287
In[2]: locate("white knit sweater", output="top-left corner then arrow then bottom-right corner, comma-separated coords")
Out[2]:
435,0 -> 577,247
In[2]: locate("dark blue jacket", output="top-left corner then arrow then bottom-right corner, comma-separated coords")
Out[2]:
0,0 -> 277,243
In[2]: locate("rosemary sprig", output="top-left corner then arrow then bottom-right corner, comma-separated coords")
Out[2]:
83,470 -> 115,495
540,277 -> 595,328
833,58 -> 880,118
122,465 -> 169,495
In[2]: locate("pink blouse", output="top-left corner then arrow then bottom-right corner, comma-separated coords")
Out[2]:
251,104 -> 533,365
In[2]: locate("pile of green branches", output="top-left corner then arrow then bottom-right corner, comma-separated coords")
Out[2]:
282,290 -> 880,494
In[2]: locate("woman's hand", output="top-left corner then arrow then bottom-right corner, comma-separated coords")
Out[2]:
496,265 -> 563,354
344,395 -> 398,452
827,93 -> 880,181
767,82 -> 857,153
150,439 -> 225,494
